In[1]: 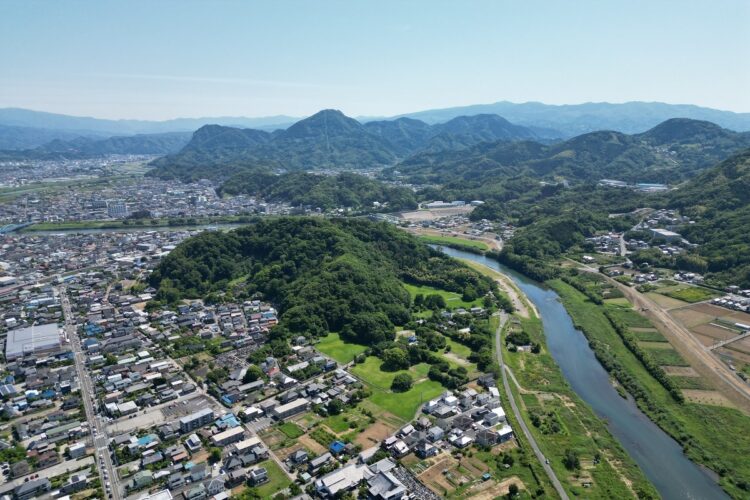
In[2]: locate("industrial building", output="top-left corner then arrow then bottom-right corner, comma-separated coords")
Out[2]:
4,323 -> 63,360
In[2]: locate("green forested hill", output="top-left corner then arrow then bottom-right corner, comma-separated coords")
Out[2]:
149,217 -> 495,344
149,110 -> 399,180
667,148 -> 750,286
389,118 -> 750,185
219,171 -> 417,211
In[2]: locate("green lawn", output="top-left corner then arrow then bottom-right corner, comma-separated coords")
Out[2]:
661,286 -> 719,303
322,409 -> 371,434
417,234 -> 489,251
369,379 -> 444,421
446,338 -> 472,359
278,422 -> 304,439
351,356 -> 431,389
403,282 -> 483,310
351,356 -> 445,421
316,332 -> 367,364
251,459 -> 291,497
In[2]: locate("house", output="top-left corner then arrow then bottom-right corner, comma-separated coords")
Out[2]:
416,441 -> 438,459
204,478 -> 225,496
427,426 -> 444,442
130,470 -> 154,490
290,449 -> 308,465
183,483 -> 207,500
476,429 -> 500,447
226,470 -> 246,487
190,463 -> 208,482
60,473 -> 89,494
330,440 -> 346,455
14,478 -> 51,500
308,452 -> 332,472
248,467 -> 268,485
185,433 -> 202,453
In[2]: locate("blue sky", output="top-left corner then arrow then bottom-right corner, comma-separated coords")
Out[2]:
1,0 -> 748,119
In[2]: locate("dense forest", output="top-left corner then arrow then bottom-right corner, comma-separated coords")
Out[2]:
219,171 -> 418,211
666,148 -> 750,286
149,217 -> 497,345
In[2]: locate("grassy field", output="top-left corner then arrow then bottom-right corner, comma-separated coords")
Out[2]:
499,313 -> 654,498
278,422 -> 304,439
660,286 -> 720,303
315,332 -> 367,364
352,356 -> 444,421
403,282 -> 483,310
250,459 -> 291,497
549,278 -> 750,497
417,234 -> 489,251
445,338 -> 472,359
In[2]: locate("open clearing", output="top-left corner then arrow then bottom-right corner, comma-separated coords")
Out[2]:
683,390 -> 736,408
315,332 -> 367,364
663,366 -> 699,376
403,282 -> 483,310
355,420 -> 398,448
645,292 -> 688,310
399,205 -> 474,221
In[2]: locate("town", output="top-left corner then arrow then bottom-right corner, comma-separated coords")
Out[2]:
0,221 -> 520,500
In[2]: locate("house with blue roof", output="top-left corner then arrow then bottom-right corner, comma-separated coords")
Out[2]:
329,441 -> 345,455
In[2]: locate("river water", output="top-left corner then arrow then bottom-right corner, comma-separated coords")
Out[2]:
438,246 -> 727,500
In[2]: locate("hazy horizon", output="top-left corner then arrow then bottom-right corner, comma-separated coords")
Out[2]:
2,0 -> 749,120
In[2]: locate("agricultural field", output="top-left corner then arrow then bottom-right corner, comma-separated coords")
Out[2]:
403,282 -> 483,310
278,422 -> 304,439
315,332 -> 367,364
658,286 -> 720,304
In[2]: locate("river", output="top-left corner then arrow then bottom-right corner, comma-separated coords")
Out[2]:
438,246 -> 727,500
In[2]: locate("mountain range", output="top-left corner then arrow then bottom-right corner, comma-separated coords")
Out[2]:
3,101 -> 750,151
389,118 -> 750,185
391,101 -> 750,137
148,110 -> 550,181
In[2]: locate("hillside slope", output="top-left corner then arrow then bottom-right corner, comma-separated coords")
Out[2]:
150,217 -> 494,343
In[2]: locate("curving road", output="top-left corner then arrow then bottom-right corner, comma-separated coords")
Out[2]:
494,311 -> 569,500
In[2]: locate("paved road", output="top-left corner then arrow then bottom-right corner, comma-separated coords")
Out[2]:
60,287 -> 122,500
494,311 -> 569,500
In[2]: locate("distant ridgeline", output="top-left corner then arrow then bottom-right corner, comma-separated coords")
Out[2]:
388,118 -> 750,186
149,217 -> 497,345
146,110 -> 556,182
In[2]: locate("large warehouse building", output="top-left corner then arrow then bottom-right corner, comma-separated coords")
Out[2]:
5,323 -> 63,361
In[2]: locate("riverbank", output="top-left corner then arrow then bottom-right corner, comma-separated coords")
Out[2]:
549,277 -> 750,498
456,256 -> 659,498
